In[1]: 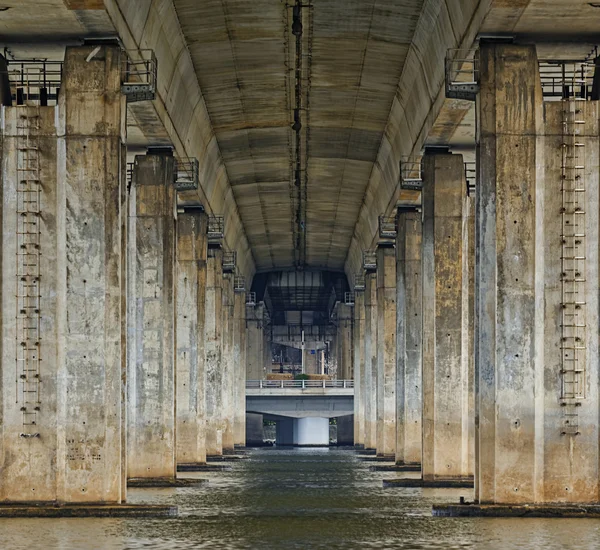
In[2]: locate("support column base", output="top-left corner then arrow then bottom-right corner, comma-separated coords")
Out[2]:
384,477 -> 474,488
370,464 -> 421,472
357,455 -> 395,462
0,504 -> 177,517
177,463 -> 232,472
355,448 -> 375,455
207,455 -> 248,461
433,503 -> 600,518
127,478 -> 208,488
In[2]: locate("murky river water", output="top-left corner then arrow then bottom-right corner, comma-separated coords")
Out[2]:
1,448 -> 599,549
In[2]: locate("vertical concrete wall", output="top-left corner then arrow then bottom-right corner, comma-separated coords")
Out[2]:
396,210 -> 423,465
205,248 -> 224,455
422,152 -> 471,481
176,211 -> 207,466
127,153 -> 176,480
363,272 -> 378,450
233,290 -> 247,446
476,42 -> 600,504
353,291 -> 365,447
376,246 -> 396,457
246,303 -> 265,380
221,273 -> 235,452
0,46 -> 126,503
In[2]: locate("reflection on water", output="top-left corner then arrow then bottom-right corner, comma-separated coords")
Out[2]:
1,448 -> 599,549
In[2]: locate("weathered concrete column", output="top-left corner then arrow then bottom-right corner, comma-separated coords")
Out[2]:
205,248 -> 224,456
475,42 -> 600,505
246,302 -> 265,380
363,271 -> 378,450
396,209 -> 423,466
221,273 -> 235,452
233,287 -> 247,446
353,290 -> 366,447
127,153 -> 176,481
335,303 -> 353,380
421,151 -> 471,482
0,45 -> 126,503
175,210 -> 207,466
376,246 -> 396,457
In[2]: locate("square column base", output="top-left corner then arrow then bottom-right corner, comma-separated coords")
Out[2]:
0,504 -> 177,517
383,477 -> 474,488
127,478 -> 207,488
433,503 -> 600,518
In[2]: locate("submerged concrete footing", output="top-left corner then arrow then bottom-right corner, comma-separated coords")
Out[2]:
0,504 -> 178,518
127,478 -> 208,488
370,464 -> 421,472
432,504 -> 600,518
384,478 -> 474,488
177,463 -> 232,472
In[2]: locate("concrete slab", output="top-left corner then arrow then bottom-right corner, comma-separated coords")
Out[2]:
370,464 -> 421,472
177,463 -> 232,472
357,455 -> 395,462
383,478 -> 474,488
207,455 -> 248,462
127,478 -> 208,488
432,503 -> 600,518
0,504 -> 177,518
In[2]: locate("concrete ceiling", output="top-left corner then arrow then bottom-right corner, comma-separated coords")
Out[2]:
173,0 -> 423,272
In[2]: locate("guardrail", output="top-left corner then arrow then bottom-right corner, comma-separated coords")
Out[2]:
246,379 -> 354,389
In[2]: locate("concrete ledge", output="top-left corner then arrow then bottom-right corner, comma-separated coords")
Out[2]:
0,504 -> 177,518
355,448 -> 376,455
432,503 -> 600,518
177,463 -> 232,472
207,455 -> 248,461
127,478 -> 208,488
357,455 -> 395,462
370,464 -> 421,472
384,478 -> 474,488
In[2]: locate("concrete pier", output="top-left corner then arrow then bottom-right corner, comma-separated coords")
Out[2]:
421,151 -> 471,482
175,210 -> 207,466
363,272 -> 378,450
233,288 -> 247,446
127,152 -> 177,481
353,290 -> 366,447
221,273 -> 235,452
335,303 -> 353,380
376,246 -> 396,457
475,42 -> 600,505
205,248 -> 224,455
395,209 -> 423,466
0,45 -> 126,503
246,303 -> 265,380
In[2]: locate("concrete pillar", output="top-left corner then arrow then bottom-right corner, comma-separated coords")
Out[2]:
127,153 -> 176,481
221,273 -> 235,452
337,415 -> 354,446
276,417 -> 295,446
396,210 -> 423,465
295,418 -> 329,446
246,303 -> 265,380
205,248 -> 224,455
175,210 -> 207,466
353,290 -> 365,447
233,288 -> 247,446
363,271 -> 378,450
0,45 -> 126,503
376,246 -> 396,457
336,303 -> 353,380
245,413 -> 264,446
475,42 -> 600,504
421,151 -> 471,481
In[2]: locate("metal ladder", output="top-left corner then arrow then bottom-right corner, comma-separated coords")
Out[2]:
559,98 -> 587,436
15,105 -> 42,438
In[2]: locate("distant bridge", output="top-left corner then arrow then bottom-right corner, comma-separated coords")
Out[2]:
245,380 -> 354,418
